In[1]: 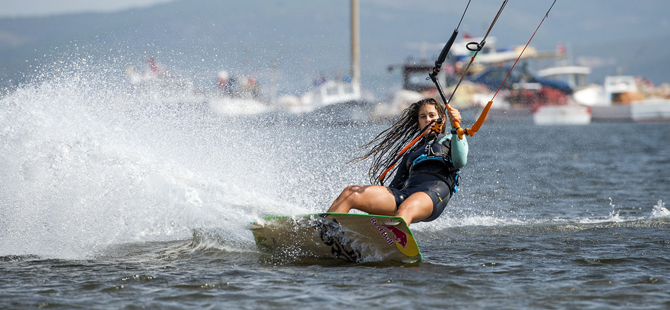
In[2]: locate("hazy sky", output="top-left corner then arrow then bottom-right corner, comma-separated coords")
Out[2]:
0,0 -> 175,17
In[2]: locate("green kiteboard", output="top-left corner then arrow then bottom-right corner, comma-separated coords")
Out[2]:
249,213 -> 422,263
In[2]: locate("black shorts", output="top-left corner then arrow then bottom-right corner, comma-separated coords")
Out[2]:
388,173 -> 452,222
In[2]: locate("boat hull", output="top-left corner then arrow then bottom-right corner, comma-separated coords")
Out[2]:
533,105 -> 591,125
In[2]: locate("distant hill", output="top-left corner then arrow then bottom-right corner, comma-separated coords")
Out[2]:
1,0 -> 668,98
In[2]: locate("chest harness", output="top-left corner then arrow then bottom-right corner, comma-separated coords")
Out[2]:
407,134 -> 460,195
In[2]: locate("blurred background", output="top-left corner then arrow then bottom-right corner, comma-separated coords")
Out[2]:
1,0 -> 668,120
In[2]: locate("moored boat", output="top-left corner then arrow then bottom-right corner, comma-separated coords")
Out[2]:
533,104 -> 591,125
573,75 -> 670,122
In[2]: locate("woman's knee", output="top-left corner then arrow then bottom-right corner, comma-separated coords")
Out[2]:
341,185 -> 367,204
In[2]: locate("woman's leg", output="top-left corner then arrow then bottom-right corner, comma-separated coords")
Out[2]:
395,192 -> 433,225
328,185 -> 397,216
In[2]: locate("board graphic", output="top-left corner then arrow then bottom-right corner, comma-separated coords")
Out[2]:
250,213 -> 422,263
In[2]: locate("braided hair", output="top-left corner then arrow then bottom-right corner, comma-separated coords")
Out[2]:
353,98 -> 446,185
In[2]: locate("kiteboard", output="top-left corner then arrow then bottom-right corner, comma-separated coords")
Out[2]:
249,212 -> 422,263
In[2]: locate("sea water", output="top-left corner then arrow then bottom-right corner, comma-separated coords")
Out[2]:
1,59 -> 669,309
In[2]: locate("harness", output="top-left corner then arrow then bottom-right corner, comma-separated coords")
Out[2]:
406,134 -> 460,194
411,135 -> 450,166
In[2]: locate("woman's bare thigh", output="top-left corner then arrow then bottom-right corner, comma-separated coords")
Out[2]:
396,192 -> 433,224
330,185 -> 397,216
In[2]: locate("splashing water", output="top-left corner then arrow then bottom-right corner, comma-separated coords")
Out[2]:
651,200 -> 669,218
2,52 -> 668,260
0,56 -> 319,259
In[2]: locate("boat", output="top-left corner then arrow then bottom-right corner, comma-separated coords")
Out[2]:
455,38 -> 574,121
282,79 -> 362,113
374,35 -> 569,121
207,70 -> 276,117
536,65 -> 592,91
572,75 -> 670,122
537,44 -> 670,123
371,60 -> 474,120
124,56 -> 205,106
276,0 -> 375,123
531,65 -> 592,125
278,78 -> 374,123
208,97 -> 275,117
532,104 -> 591,125
468,64 -> 574,122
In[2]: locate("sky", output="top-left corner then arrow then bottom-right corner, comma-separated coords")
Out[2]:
0,0 -> 175,17
0,0 -> 668,88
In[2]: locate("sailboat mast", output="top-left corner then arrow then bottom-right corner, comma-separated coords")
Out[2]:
351,0 -> 360,85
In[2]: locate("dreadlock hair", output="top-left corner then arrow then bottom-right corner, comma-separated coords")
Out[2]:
353,98 -> 446,185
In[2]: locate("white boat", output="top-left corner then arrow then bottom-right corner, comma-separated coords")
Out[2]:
628,99 -> 670,122
207,71 -> 275,117
284,80 -> 362,113
278,79 -> 374,123
572,75 -> 670,122
532,65 -> 592,125
536,65 -> 592,91
533,104 -> 591,125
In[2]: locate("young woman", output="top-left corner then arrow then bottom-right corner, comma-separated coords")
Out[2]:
328,98 -> 468,226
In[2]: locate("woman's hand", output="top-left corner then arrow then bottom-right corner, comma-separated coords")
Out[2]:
446,107 -> 462,129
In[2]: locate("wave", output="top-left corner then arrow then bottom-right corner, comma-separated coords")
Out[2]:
415,199 -> 670,239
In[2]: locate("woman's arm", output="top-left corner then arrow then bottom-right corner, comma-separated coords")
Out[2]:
450,129 -> 468,168
446,106 -> 468,168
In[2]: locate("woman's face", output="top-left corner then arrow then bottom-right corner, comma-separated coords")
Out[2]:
417,103 -> 440,135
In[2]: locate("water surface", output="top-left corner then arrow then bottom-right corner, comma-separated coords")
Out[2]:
1,69 -> 669,309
